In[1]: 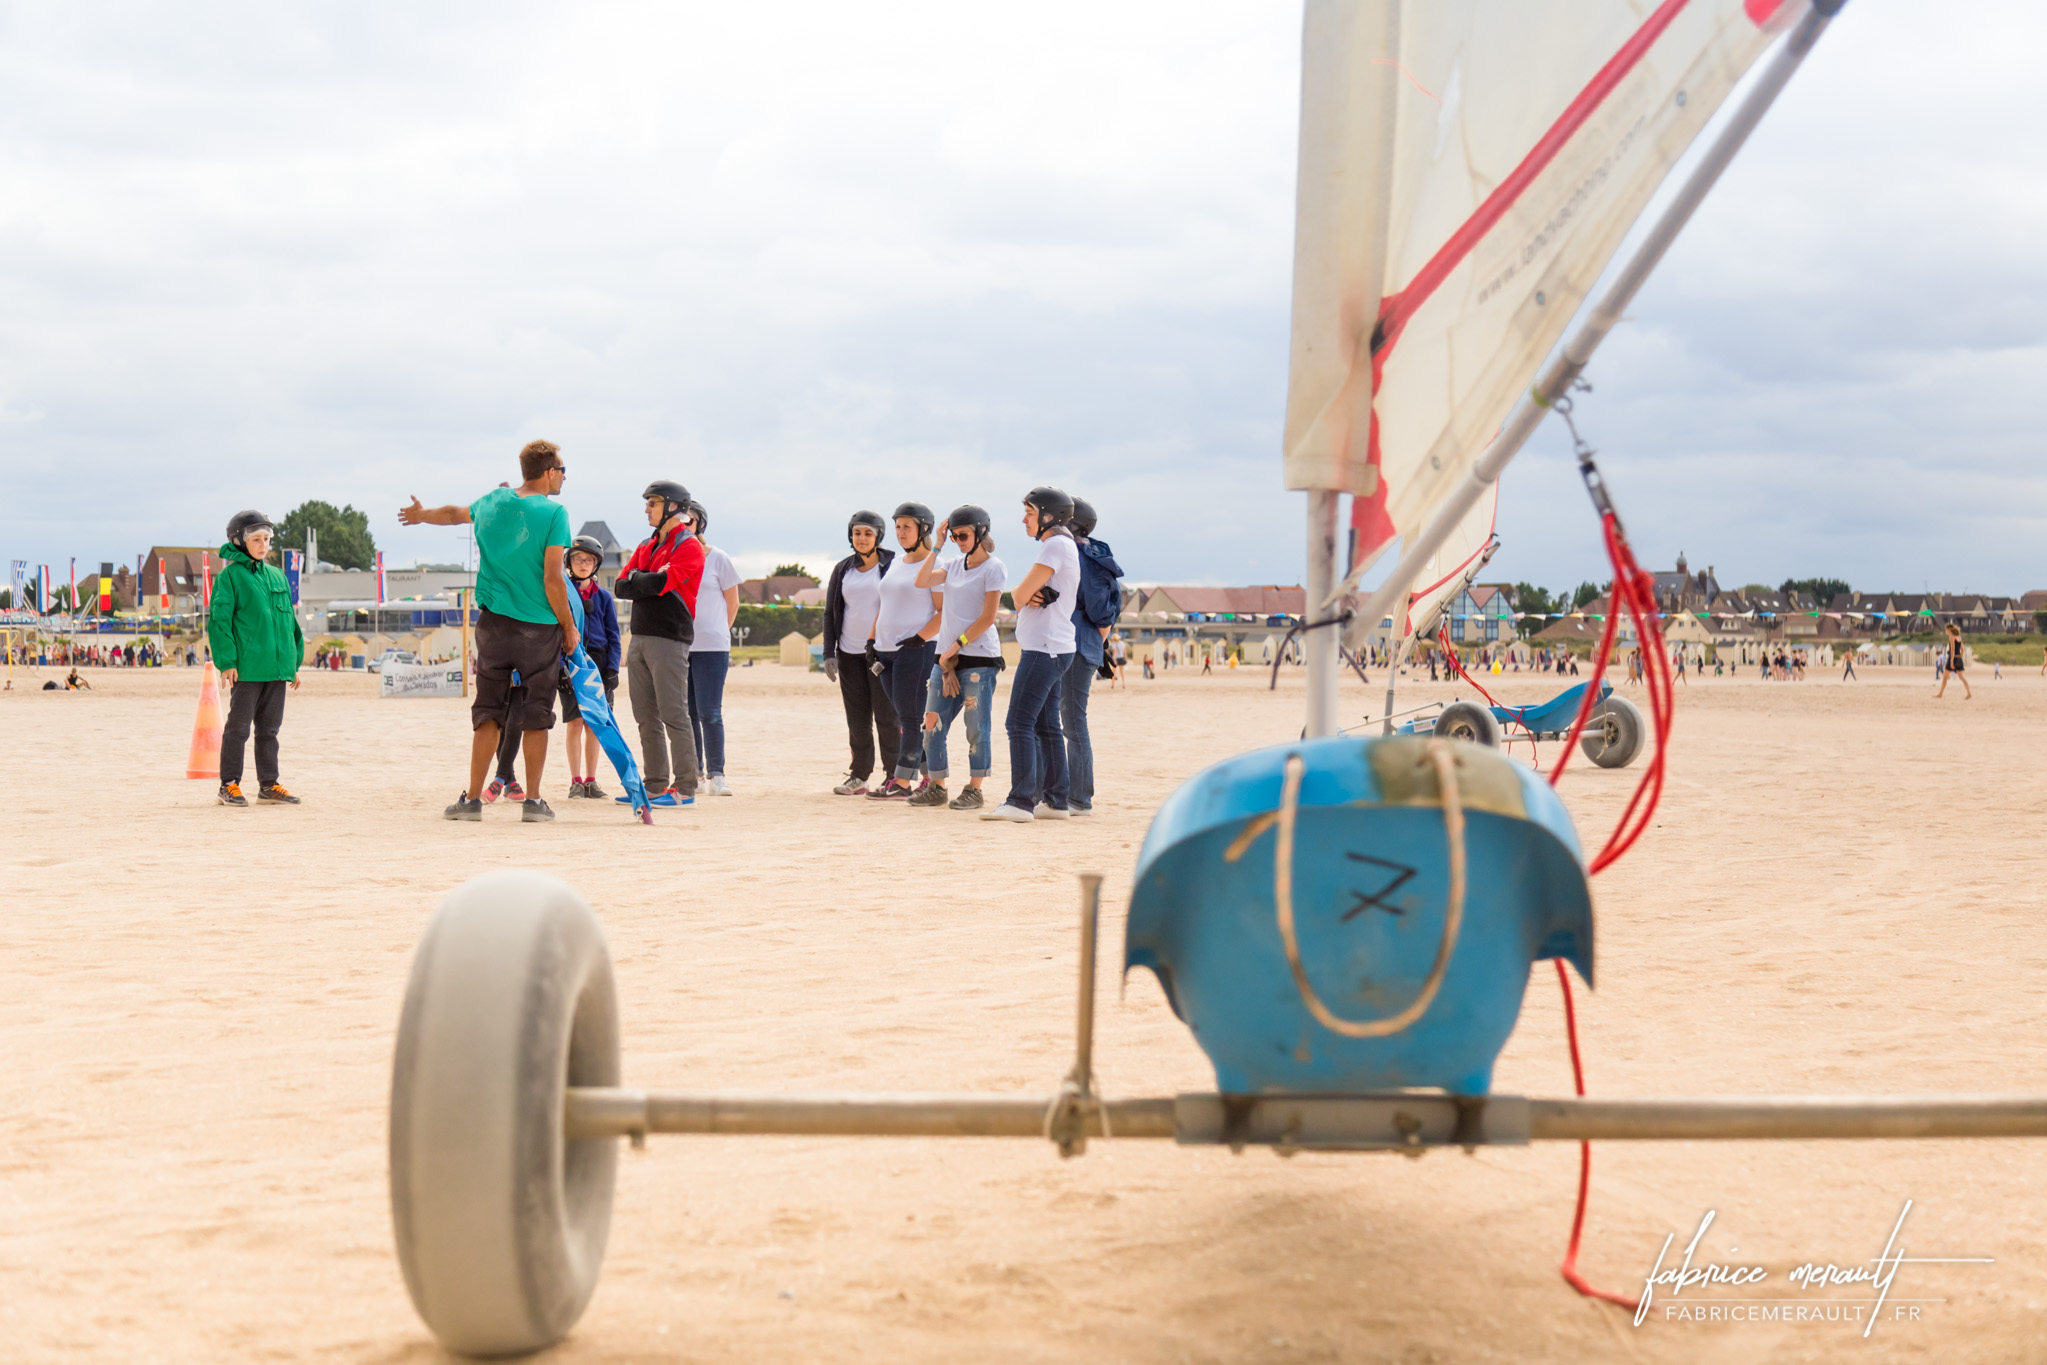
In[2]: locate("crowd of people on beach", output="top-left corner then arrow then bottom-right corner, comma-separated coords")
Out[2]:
355,440 -> 1130,825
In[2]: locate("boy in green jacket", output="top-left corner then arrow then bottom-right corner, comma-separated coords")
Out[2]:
207,510 -> 306,806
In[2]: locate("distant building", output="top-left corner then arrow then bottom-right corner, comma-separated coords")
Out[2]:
574,521 -> 630,589
1442,583 -> 1514,643
1137,585 -> 1306,622
739,575 -> 826,604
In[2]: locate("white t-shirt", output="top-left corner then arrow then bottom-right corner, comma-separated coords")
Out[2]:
836,560 -> 885,653
692,546 -> 742,653
875,554 -> 940,651
1013,534 -> 1081,654
940,553 -> 1007,658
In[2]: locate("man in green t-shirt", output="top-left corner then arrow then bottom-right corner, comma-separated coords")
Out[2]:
400,439 -> 581,823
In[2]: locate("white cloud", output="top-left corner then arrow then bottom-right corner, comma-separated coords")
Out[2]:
0,2 -> 2041,599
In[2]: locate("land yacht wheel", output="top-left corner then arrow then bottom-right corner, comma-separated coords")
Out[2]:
1580,695 -> 1645,769
389,870 -> 620,1356
1433,701 -> 1501,747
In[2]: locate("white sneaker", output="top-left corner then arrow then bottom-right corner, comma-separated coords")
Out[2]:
832,775 -> 868,796
710,775 -> 734,796
1033,803 -> 1071,820
1068,805 -> 1093,817
980,802 -> 1035,822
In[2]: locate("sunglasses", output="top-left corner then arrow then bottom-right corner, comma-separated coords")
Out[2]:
951,530 -> 975,542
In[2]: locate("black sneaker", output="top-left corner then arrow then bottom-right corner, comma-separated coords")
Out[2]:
906,781 -> 949,807
584,779 -> 610,801
947,786 -> 985,811
522,797 -> 556,823
564,780 -> 586,799
218,782 -> 248,807
443,792 -> 482,822
258,783 -> 301,804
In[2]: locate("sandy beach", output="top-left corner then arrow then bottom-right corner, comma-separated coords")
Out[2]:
4,658 -> 2045,1363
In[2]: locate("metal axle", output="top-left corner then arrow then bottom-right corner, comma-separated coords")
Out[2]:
565,1089 -> 2047,1150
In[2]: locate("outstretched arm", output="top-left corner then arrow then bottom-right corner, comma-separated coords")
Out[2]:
399,496 -> 470,527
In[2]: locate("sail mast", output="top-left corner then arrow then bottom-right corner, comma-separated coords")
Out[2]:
1291,0 -> 1402,739
1338,2 -> 1845,646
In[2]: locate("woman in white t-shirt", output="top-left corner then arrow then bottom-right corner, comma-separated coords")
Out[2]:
983,486 -> 1081,823
868,501 -> 943,799
685,500 -> 743,796
820,510 -> 898,794
912,504 -> 1007,810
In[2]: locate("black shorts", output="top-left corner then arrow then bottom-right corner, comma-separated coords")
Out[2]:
473,609 -> 563,732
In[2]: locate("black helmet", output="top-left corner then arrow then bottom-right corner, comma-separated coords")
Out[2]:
569,533 -> 605,559
1069,497 -> 1098,538
685,499 -> 709,536
847,509 -> 886,551
892,501 -> 935,548
1023,486 -> 1074,536
946,503 -> 992,554
226,509 -> 274,546
643,480 -> 691,529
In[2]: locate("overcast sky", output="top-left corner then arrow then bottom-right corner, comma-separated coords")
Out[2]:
2,2 -> 2041,595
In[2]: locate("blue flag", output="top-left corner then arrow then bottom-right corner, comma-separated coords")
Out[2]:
562,570 -> 651,820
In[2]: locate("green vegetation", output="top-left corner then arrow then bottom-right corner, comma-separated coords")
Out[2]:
1572,580 -> 1604,610
771,563 -> 820,584
732,602 -> 823,645
1781,576 -> 1851,606
276,500 -> 376,569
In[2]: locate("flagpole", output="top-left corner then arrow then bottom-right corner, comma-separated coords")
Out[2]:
1337,1 -> 1844,648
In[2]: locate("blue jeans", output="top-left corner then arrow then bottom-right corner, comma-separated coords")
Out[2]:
878,638 -> 936,782
1004,650 -> 1070,811
1060,650 -> 1095,810
688,650 -> 729,776
923,663 -> 997,778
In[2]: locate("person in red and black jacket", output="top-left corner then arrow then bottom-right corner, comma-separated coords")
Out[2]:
613,480 -> 707,806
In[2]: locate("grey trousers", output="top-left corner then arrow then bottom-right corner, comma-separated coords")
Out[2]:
627,635 -> 698,795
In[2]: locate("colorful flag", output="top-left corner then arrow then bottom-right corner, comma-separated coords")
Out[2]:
40,565 -> 53,612
69,558 -> 77,615
136,554 -> 145,616
374,550 -> 388,605
285,550 -> 302,605
158,556 -> 170,611
98,561 -> 113,613
201,551 -> 213,610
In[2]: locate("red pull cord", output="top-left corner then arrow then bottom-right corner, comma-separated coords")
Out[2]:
1541,509 -> 1677,1313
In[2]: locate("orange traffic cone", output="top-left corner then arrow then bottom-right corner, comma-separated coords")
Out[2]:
186,665 -> 225,779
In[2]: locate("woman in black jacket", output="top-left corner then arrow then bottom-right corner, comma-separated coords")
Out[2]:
820,510 -> 899,793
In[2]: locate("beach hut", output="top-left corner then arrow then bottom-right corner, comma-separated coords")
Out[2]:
778,631 -> 810,667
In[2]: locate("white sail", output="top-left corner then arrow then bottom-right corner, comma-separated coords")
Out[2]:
1399,485 -> 1497,641
1283,0 -> 1808,565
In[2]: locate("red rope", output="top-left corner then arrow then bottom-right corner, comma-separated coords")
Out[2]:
1540,509 -> 1675,1313
1435,628 -> 1541,771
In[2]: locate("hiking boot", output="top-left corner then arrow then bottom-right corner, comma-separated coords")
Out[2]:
867,781 -> 915,800
444,792 -> 482,821
907,781 -> 949,807
1033,802 -> 1071,821
709,775 -> 734,796
482,778 -> 505,804
980,801 -> 1034,823
217,782 -> 247,807
947,786 -> 985,811
502,779 -> 526,802
832,774 -> 869,796
521,797 -> 556,823
258,783 -> 300,804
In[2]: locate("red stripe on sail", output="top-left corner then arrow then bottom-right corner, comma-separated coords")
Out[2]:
1352,0 -> 1698,559
1373,0 -> 1695,355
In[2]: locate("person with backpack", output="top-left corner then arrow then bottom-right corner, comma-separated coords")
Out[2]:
207,509 -> 305,807
1059,497 -> 1123,816
982,486 -> 1081,823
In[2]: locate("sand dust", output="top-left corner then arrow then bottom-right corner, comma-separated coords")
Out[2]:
3,658 -> 2045,1362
